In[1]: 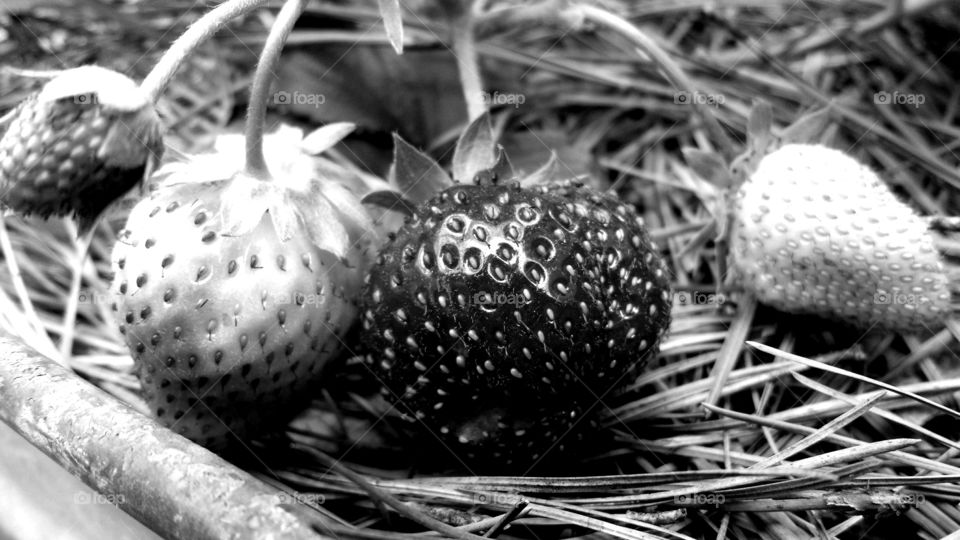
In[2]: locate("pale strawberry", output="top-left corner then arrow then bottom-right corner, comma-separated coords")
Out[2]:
111,126 -> 377,449
682,102 -> 958,332
730,143 -> 954,331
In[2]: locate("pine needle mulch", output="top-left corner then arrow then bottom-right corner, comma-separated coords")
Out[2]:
2,1 -> 960,539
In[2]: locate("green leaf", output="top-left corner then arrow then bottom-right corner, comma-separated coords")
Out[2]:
320,181 -> 377,237
378,0 -> 404,54
490,145 -> 515,182
301,122 -> 356,156
452,112 -> 497,182
520,153 -> 560,187
726,100 -> 776,185
780,106 -> 833,146
499,127 -> 602,188
275,45 -> 527,143
746,100 -> 774,154
217,175 -> 273,239
362,190 -> 418,216
682,147 -> 733,189
297,193 -> 350,256
391,134 -> 453,204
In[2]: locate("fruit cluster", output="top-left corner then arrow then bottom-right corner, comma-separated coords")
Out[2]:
3,3 -> 954,473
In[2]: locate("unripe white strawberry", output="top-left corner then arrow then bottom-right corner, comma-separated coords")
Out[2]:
0,66 -> 163,234
111,125 -> 377,450
730,143 -> 953,331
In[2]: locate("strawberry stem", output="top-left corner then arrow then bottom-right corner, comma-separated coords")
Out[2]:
575,5 -> 737,160
451,4 -> 487,121
58,224 -> 95,363
244,0 -> 310,178
140,0 -> 272,103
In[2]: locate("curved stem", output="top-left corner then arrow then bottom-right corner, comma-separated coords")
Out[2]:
58,224 -> 94,363
576,5 -> 737,160
244,0 -> 310,178
451,11 -> 487,121
140,0 -> 272,102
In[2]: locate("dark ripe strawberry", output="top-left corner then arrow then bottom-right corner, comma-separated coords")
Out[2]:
360,177 -> 672,468
0,66 -> 163,234
111,130 -> 375,450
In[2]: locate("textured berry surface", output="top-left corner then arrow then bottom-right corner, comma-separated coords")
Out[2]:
731,144 -> 951,330
0,67 -> 162,234
111,179 -> 366,449
360,179 -> 671,467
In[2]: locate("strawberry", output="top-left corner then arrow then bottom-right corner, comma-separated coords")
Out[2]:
0,66 -> 164,235
684,102 -> 956,332
730,143 -> 953,331
110,126 -> 376,449
358,126 -> 672,467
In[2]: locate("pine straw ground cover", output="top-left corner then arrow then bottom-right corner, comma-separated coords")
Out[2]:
2,1 -> 960,539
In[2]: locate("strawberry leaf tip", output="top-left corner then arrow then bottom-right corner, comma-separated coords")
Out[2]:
745,99 -> 774,151
519,152 -> 561,188
452,112 -> 497,182
390,134 -> 453,203
361,190 -> 417,216
301,122 -> 356,156
779,106 -> 833,146
378,0 -> 404,54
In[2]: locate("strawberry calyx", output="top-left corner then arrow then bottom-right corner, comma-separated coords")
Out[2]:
363,112 -> 574,216
155,124 -> 375,259
682,100 -> 835,251
38,66 -> 152,114
685,100 -> 835,193
37,66 -> 164,171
